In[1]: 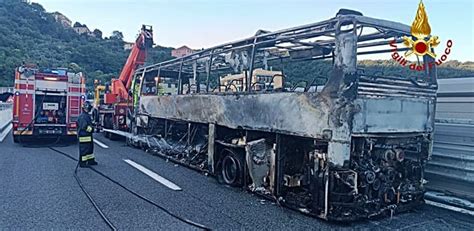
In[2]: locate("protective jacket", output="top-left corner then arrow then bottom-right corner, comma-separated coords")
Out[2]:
77,111 -> 95,163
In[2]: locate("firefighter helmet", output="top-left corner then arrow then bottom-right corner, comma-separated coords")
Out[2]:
82,101 -> 92,113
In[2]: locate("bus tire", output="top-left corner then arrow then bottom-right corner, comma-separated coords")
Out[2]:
218,148 -> 245,187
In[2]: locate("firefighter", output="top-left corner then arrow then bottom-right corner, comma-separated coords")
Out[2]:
77,101 -> 98,167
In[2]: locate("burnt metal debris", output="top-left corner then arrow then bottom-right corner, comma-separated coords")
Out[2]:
127,9 -> 438,221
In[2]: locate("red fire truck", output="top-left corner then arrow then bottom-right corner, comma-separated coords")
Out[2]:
12,66 -> 86,142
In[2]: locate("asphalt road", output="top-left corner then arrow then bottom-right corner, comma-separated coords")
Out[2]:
1,131 -> 473,230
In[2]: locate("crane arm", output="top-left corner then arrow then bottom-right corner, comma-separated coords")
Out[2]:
111,25 -> 153,101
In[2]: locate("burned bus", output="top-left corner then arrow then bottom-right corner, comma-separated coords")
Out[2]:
126,9 -> 437,220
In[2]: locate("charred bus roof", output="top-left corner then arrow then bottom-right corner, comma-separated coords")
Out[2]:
136,9 -> 412,78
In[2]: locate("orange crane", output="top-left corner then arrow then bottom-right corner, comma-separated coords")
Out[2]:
95,25 -> 153,137
105,25 -> 153,104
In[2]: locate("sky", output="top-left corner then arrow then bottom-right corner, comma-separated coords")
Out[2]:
33,0 -> 473,61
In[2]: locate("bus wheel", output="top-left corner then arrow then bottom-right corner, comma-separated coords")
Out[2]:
219,148 -> 244,187
13,135 -> 19,143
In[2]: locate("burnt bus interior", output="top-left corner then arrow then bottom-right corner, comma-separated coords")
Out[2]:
129,9 -> 437,220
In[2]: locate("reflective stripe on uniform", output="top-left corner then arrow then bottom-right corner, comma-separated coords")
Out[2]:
79,136 -> 92,142
81,154 -> 95,161
85,154 -> 95,160
86,126 -> 93,133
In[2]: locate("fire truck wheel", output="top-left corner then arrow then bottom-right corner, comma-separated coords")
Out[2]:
108,133 -> 117,140
103,115 -> 113,139
219,148 -> 245,187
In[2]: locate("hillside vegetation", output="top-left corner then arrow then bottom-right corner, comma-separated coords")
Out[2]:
0,0 -> 172,88
0,0 -> 473,90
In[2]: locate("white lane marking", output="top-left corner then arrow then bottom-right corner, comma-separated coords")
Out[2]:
425,200 -> 474,216
0,124 -> 12,142
93,139 -> 109,149
123,159 -> 182,191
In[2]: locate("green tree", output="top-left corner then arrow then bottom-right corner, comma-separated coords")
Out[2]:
111,30 -> 124,40
68,62 -> 82,73
93,29 -> 103,39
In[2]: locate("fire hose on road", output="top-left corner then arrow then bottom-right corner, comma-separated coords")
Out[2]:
49,147 -> 210,231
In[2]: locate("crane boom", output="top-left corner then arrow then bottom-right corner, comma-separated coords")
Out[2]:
105,25 -> 153,104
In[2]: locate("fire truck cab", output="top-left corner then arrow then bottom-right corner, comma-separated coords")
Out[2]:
12,66 -> 86,142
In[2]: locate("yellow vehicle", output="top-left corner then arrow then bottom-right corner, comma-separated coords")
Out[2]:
93,79 -> 106,108
92,80 -> 114,137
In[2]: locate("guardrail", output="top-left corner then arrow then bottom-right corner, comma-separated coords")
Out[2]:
0,87 -> 13,94
0,102 -> 12,109
0,103 -> 12,135
426,123 -> 474,199
425,78 -> 474,202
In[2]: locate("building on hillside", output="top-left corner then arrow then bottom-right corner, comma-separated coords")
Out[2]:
73,24 -> 91,35
171,46 -> 194,58
123,42 -> 134,50
51,12 -> 72,28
